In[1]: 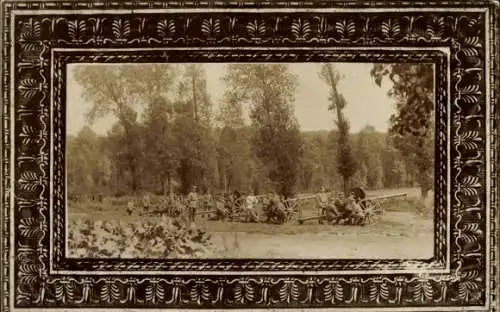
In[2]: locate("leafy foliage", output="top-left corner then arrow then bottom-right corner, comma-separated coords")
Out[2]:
68,64 -> 422,201
222,64 -> 303,197
67,217 -> 213,258
72,65 -> 145,192
319,63 -> 357,194
370,64 -> 434,197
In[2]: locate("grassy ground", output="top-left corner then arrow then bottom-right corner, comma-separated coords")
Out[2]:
69,187 -> 434,259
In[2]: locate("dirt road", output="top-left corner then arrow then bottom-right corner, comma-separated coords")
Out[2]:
203,211 -> 433,259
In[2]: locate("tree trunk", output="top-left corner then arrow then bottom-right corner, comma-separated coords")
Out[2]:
223,174 -> 227,193
119,116 -> 139,194
191,69 -> 200,189
115,170 -> 120,196
162,174 -> 167,196
168,173 -> 173,195
130,160 -> 138,193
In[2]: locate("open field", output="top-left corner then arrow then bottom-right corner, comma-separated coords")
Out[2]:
68,187 -> 434,259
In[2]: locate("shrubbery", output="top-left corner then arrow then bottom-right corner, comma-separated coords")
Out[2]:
68,216 -> 213,258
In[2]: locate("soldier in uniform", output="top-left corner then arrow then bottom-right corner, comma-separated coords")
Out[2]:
165,191 -> 175,217
173,193 -> 183,218
211,194 -> 228,221
345,193 -> 365,225
350,187 -> 367,210
244,190 -> 259,222
203,189 -> 214,219
315,186 -> 329,224
333,192 -> 349,224
142,193 -> 151,214
264,192 -> 286,224
127,200 -> 135,216
187,186 -> 199,222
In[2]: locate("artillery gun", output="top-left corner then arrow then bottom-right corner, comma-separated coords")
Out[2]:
297,191 -> 408,225
357,192 -> 407,224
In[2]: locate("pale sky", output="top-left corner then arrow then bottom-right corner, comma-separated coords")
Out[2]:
67,63 -> 395,135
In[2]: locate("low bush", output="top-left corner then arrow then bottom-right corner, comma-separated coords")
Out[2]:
68,216 -> 213,258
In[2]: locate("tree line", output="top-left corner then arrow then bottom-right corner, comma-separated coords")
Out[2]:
68,63 -> 434,199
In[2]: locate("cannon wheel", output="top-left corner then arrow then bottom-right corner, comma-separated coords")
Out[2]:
362,199 -> 383,224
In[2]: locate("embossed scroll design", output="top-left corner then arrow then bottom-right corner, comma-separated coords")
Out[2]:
1,3 -> 495,309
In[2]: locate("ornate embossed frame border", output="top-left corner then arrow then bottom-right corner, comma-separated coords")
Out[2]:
1,1 -> 498,311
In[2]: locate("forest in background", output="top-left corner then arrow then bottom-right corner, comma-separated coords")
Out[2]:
67,63 -> 434,199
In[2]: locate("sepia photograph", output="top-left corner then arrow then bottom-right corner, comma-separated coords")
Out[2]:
66,62 -> 435,259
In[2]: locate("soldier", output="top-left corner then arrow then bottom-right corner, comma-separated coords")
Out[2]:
276,194 -> 288,224
350,187 -> 367,210
127,200 -> 135,216
187,186 -> 199,222
345,193 -> 365,225
244,190 -> 259,222
172,193 -> 182,218
142,193 -> 151,214
233,190 -> 242,207
211,194 -> 227,221
263,193 -> 276,224
333,192 -> 349,224
204,189 -> 214,219
264,192 -> 286,224
316,186 -> 329,224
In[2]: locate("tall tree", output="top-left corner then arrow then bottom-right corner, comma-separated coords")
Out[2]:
216,75 -> 252,193
355,126 -> 384,189
73,65 -> 143,192
142,96 -> 179,194
319,64 -> 357,195
67,126 -> 111,197
381,135 -> 408,188
371,64 -> 434,197
104,123 -> 133,196
173,64 -> 216,193
133,64 -> 178,194
222,64 -> 303,197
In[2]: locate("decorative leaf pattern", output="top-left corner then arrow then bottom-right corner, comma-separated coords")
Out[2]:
144,279 -> 165,304
3,3 -> 495,310
112,18 -> 131,40
426,16 -> 445,39
233,279 -> 255,304
323,278 -> 344,303
68,20 -> 87,42
335,19 -> 356,39
19,125 -> 37,145
157,19 -> 176,39
19,18 -> 42,51
454,130 -> 481,151
291,18 -> 311,40
19,171 -> 42,192
18,78 -> 41,100
367,280 -> 390,303
458,176 -> 481,197
246,19 -> 267,39
201,18 -> 221,38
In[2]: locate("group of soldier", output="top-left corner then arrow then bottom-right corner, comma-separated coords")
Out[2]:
133,185 -> 369,225
315,186 -> 367,225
